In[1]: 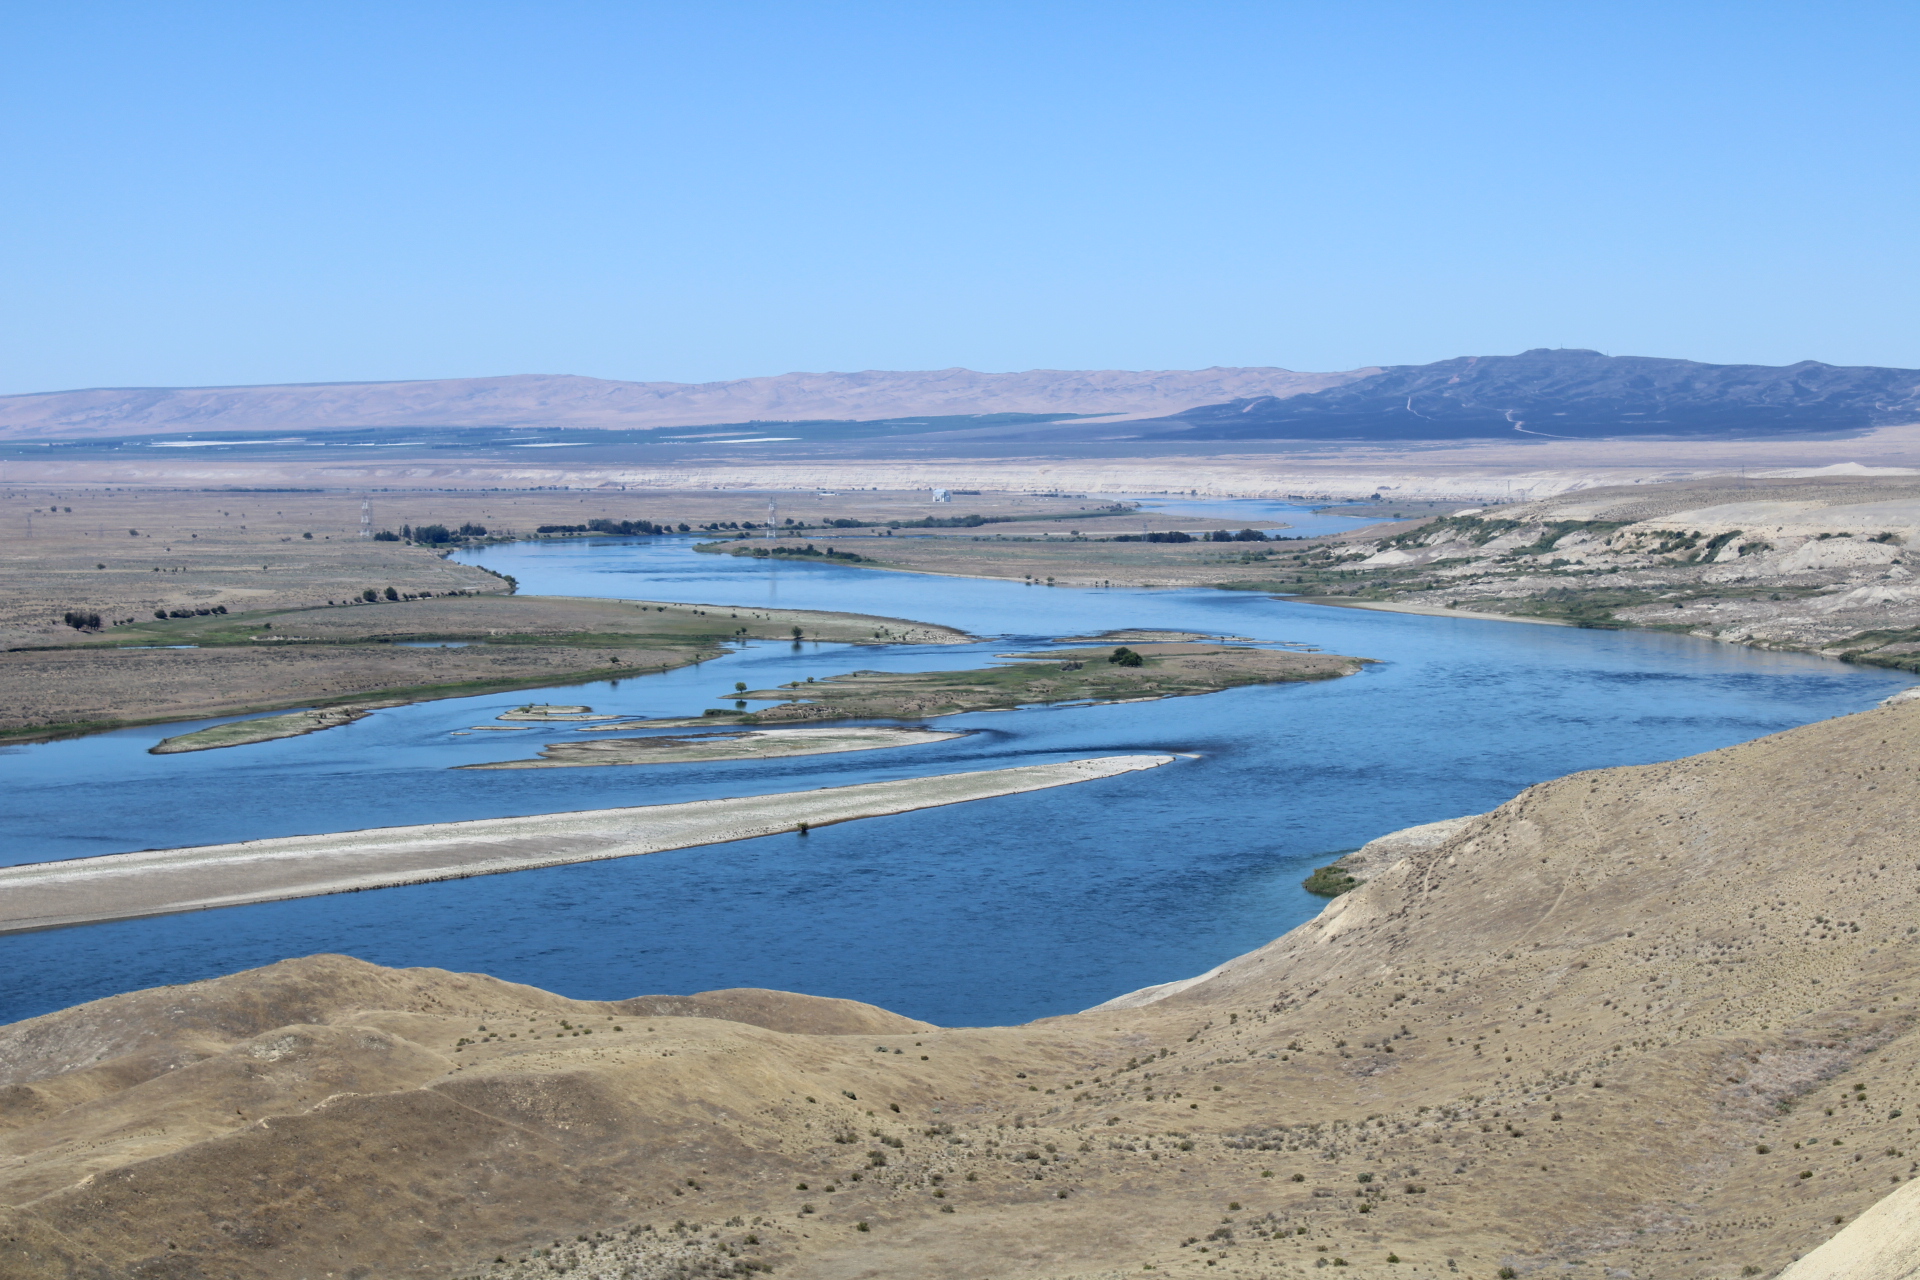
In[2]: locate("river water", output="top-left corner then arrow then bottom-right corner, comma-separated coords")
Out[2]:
0,509 -> 1909,1026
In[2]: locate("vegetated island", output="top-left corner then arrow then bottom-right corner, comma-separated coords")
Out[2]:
703,642 -> 1369,725
463,724 -> 965,770
8,594 -> 968,747
0,754 -> 1171,933
150,704 -> 393,754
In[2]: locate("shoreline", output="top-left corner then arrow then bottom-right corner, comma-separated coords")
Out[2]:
1290,597 -> 1576,626
0,754 -> 1173,934
0,595 -> 975,749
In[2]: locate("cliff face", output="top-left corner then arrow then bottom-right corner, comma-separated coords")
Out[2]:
5,698 -> 1920,1279
1149,348 -> 1920,440
1294,474 -> 1920,664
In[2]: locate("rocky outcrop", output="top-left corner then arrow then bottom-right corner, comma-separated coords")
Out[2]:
1330,813 -> 1479,879
1144,347 -> 1920,441
1307,475 -> 1920,665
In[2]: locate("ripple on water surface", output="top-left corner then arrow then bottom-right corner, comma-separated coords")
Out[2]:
0,519 -> 1909,1025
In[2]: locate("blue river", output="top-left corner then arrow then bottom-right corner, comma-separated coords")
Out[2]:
0,505 -> 1909,1026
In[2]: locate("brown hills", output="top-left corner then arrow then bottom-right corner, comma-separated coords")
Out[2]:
0,368 -> 1364,441
4,697 -> 1920,1279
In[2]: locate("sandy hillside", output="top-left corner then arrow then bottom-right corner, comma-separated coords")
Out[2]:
4,699 -> 1920,1279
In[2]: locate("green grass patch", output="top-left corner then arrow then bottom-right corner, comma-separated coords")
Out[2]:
1302,864 -> 1360,897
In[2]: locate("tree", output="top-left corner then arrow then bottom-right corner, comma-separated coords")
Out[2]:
384,586 -> 400,601
362,588 -> 379,602
1109,646 -> 1144,667
62,610 -> 101,630
791,626 -> 805,639
735,681 -> 748,692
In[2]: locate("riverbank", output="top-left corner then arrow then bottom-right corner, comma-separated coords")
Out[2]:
464,724 -> 966,769
7,700 -> 1918,1280
0,594 -> 971,745
0,754 -> 1172,932
1296,597 -> 1574,626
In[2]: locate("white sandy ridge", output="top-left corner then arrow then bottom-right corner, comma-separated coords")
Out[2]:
0,755 -> 1172,932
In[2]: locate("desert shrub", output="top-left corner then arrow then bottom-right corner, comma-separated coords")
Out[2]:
1303,865 -> 1360,897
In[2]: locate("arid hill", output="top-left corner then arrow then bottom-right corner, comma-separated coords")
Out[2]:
5,697 -> 1920,1279
1147,348 -> 1920,441
0,367 -> 1362,441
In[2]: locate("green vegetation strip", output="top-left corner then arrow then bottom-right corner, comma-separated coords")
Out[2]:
722,644 -> 1368,724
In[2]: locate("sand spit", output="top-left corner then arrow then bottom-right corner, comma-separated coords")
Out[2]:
0,754 -> 1171,933
462,724 -> 966,769
149,704 -> 382,754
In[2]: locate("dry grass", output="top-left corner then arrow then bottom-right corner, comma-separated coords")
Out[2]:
0,593 -> 953,739
0,486 -> 1120,647
0,482 -> 985,736
5,699 -> 1919,1278
736,642 -> 1364,722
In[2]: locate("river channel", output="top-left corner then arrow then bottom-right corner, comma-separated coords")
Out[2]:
0,507 -> 1910,1026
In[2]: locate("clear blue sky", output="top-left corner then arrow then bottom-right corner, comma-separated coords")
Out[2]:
3,1 -> 1916,393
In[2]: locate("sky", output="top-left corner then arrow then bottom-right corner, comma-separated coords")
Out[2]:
2,1 -> 1917,393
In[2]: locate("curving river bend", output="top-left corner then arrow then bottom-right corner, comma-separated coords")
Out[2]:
0,505 -> 1910,1025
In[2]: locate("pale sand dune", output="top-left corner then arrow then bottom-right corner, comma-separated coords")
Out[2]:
0,755 -> 1171,932
1777,1177 -> 1920,1278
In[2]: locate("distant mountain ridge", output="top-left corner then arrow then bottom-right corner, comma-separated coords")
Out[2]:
0,367 -> 1363,441
1145,348 -> 1920,441
5,350 -> 1915,445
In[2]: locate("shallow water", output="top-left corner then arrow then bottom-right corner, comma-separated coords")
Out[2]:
0,507 -> 1909,1026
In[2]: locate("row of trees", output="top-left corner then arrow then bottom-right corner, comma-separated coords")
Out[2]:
536,519 -> 685,535
1112,528 -> 1270,544
373,522 -> 490,544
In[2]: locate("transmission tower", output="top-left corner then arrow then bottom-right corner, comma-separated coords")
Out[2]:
360,497 -> 372,539
767,497 -> 778,539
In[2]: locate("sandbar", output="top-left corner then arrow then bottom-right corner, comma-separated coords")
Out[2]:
0,754 -> 1172,933
463,725 -> 964,769
150,705 -> 378,754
